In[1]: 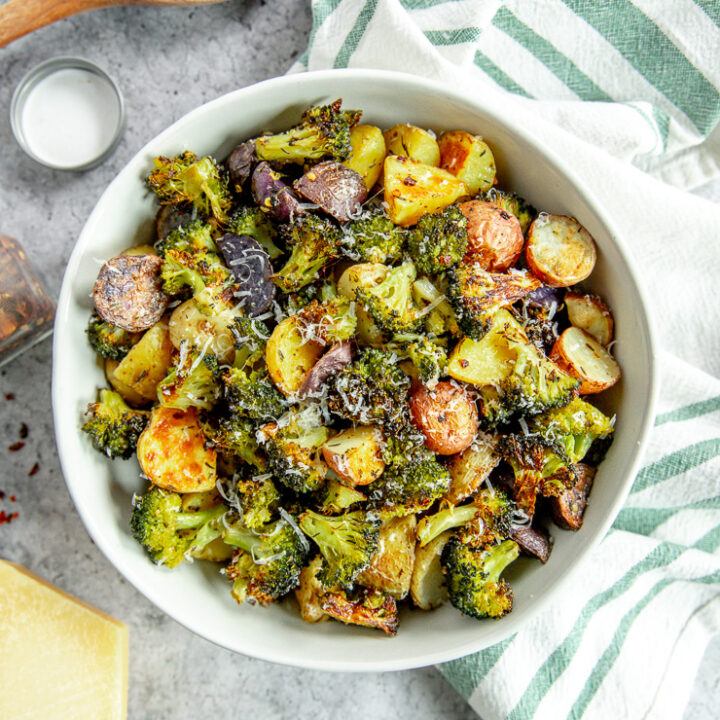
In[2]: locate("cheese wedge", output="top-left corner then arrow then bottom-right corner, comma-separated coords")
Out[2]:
0,560 -> 128,720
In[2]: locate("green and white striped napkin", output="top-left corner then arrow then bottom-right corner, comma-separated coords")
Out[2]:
292,1 -> 720,718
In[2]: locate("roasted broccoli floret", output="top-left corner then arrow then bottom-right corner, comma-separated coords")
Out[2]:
160,232 -> 231,297
441,537 -> 519,619
392,333 -> 447,387
465,487 -> 516,544
328,347 -> 411,425
82,389 -> 149,460
341,210 -> 406,264
224,516 -> 309,605
296,296 -> 357,344
146,151 -> 232,224
227,206 -> 283,259
130,487 -> 227,568
369,424 -> 451,516
412,275 -> 460,336
416,503 -> 480,547
157,345 -> 221,411
155,218 -> 216,258
263,409 -> 330,494
298,509 -> 380,589
255,100 -> 359,164
207,414 -> 266,470
406,206 -> 468,275
354,261 -> 424,334
273,214 -> 342,293
86,312 -> 139,360
447,264 -> 539,340
319,584 -> 399,636
482,188 -> 536,235
317,478 -> 367,515
469,309 -> 579,425
233,474 -> 281,530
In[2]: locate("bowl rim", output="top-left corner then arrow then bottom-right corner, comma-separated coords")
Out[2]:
52,68 -> 659,672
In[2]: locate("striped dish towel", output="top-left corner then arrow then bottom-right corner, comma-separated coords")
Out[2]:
291,2 -> 720,718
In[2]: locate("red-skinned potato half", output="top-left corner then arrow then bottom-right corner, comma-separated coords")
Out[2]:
550,326 -> 620,394
410,381 -> 479,455
525,213 -> 597,287
459,200 -> 524,271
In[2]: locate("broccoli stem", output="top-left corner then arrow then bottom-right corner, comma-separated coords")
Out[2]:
484,540 -> 519,583
175,504 -> 226,531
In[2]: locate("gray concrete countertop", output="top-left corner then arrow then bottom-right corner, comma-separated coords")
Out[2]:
0,2 -> 717,718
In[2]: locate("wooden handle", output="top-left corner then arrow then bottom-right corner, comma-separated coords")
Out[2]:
0,0 -> 115,48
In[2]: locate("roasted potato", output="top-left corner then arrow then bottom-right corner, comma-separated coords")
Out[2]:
410,381 -> 479,455
337,263 -> 387,346
438,131 -> 496,194
548,463 -> 596,530
343,124 -> 386,190
104,358 -> 151,407
550,327 -> 621,394
155,204 -> 195,242
252,161 -> 304,223
294,162 -> 368,223
168,298 -> 237,364
410,530 -> 451,610
120,243 -> 157,257
383,155 -> 468,227
459,200 -> 524,271
444,433 -> 500,504
510,525 -> 552,563
383,124 -> 440,166
322,425 -> 385,486
266,315 -> 324,396
295,556 -> 329,623
93,254 -> 169,332
525,214 -> 597,287
357,515 -> 417,599
112,322 -> 174,402
565,290 -> 614,346
137,406 -> 217,493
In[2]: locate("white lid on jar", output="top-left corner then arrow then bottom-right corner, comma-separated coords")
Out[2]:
10,57 -> 125,172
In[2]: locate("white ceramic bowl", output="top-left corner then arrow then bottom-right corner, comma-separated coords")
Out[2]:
53,69 -> 657,671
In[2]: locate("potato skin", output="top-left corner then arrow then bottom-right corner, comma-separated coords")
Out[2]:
137,406 -> 217,493
438,131 -> 496,194
322,425 -> 385,486
550,327 -> 620,394
548,463 -> 596,530
266,315 -> 324,396
459,200 -> 524,271
410,381 -> 479,455
357,515 -> 416,599
344,124 -> 386,189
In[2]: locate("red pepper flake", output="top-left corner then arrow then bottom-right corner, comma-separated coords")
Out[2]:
0,490 -> 4,500
5,393 -> 15,401
9,495 -> 16,502
19,423 -> 28,439
8,441 -> 25,452
0,510 -> 19,525
28,462 -> 39,477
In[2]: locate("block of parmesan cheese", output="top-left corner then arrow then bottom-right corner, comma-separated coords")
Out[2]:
0,560 -> 128,720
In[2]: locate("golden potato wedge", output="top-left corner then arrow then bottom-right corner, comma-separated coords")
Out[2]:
137,406 -> 217,492
460,200 -> 524,271
565,290 -> 614,346
337,263 -> 387,346
410,530 -> 452,610
383,155 -> 468,227
322,425 -> 385,486
383,124 -> 440,166
104,358 -> 151,407
295,556 -> 329,623
550,327 -> 621,394
357,515 -> 417,599
120,244 -> 158,256
447,309 -> 521,386
343,124 -> 387,190
168,298 -> 237,364
438,131 -> 496,194
266,315 -> 324,396
526,214 -> 597,287
409,381 -> 479,456
112,322 -> 173,402
444,433 -> 500,505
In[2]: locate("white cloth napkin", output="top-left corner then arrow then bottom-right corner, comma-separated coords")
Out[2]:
292,1 -> 720,718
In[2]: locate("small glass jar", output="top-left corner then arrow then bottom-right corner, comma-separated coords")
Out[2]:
0,234 -> 56,368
